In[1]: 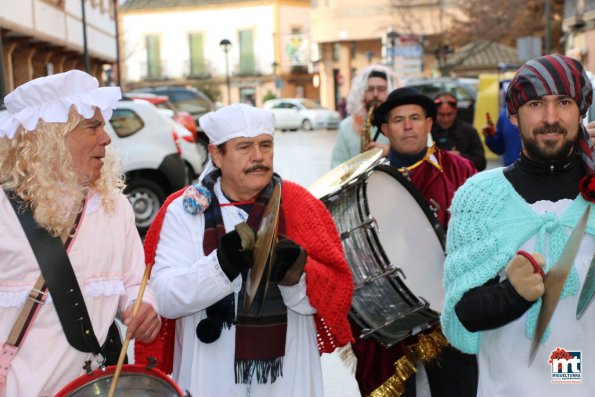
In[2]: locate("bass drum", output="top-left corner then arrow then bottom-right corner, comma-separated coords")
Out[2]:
321,164 -> 446,346
55,364 -> 186,397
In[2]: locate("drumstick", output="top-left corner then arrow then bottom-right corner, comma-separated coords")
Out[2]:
107,263 -> 152,397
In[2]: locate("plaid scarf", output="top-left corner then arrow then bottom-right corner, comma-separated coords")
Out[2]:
201,169 -> 288,384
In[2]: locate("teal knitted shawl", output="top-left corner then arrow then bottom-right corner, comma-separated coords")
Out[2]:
441,168 -> 594,354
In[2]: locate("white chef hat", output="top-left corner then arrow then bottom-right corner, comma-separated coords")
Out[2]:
199,103 -> 275,145
0,69 -> 121,139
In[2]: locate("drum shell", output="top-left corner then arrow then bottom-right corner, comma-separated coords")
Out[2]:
321,164 -> 446,346
54,364 -> 185,397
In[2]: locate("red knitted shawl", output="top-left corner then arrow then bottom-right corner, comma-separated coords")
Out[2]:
135,181 -> 354,373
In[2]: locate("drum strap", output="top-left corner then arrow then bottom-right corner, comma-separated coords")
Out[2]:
1,192 -> 103,383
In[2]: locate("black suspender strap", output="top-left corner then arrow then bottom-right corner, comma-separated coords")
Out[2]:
5,191 -> 102,355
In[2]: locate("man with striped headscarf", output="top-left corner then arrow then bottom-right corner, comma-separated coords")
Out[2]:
442,54 -> 594,396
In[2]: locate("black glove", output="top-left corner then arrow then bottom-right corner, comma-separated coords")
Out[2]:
272,237 -> 307,286
216,223 -> 255,281
196,294 -> 235,343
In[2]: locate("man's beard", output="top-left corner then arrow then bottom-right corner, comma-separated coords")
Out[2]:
521,122 -> 576,163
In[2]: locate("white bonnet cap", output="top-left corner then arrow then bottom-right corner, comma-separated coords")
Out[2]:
199,103 -> 275,145
0,69 -> 122,139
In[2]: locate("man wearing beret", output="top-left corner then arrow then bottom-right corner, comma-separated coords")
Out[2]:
349,88 -> 477,396
442,54 -> 594,396
135,103 -> 353,397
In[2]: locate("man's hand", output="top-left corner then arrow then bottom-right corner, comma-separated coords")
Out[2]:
365,142 -> 389,157
586,121 -> 595,141
217,222 -> 255,281
123,302 -> 161,343
273,238 -> 307,286
505,252 -> 545,301
481,124 -> 495,137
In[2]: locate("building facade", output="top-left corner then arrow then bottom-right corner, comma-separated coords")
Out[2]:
563,0 -> 595,73
119,0 -> 314,106
0,0 -> 117,96
310,0 -> 464,109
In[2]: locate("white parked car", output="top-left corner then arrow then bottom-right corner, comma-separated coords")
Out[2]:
263,98 -> 341,131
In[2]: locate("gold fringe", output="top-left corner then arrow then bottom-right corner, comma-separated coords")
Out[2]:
368,327 -> 449,397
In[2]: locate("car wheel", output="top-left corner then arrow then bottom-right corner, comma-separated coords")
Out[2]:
125,178 -> 165,235
196,135 -> 209,167
301,119 -> 313,131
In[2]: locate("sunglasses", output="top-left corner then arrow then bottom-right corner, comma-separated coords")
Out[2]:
434,98 -> 458,107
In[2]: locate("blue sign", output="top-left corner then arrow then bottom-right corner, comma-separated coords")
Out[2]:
387,45 -> 423,58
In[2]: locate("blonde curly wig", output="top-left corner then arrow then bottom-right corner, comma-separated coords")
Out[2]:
0,106 -> 125,237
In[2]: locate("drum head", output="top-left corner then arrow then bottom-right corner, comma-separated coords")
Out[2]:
56,365 -> 183,397
365,166 -> 445,312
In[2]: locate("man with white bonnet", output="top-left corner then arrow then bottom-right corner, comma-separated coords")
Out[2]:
0,70 -> 161,396
442,54 -> 594,395
134,103 -> 354,396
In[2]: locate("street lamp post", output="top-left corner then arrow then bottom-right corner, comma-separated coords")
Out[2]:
81,0 -> 91,73
219,39 -> 232,105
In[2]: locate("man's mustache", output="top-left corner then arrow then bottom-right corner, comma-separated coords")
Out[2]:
245,164 -> 271,173
534,123 -> 568,136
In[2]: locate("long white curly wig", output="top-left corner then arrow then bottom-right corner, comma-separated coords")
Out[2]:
0,107 -> 125,237
346,64 -> 400,132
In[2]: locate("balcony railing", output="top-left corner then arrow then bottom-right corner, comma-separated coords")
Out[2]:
139,60 -> 168,80
183,60 -> 212,79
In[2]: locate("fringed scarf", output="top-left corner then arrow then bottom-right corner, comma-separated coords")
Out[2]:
201,169 -> 288,384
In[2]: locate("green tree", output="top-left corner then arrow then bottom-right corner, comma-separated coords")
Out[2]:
192,79 -> 222,103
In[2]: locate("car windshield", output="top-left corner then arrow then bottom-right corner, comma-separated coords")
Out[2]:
166,91 -> 213,115
299,99 -> 323,109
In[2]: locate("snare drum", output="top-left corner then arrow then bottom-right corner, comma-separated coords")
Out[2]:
55,364 -> 186,397
321,164 -> 446,346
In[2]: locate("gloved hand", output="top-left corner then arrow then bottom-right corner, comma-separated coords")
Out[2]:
505,252 -> 545,302
216,222 -> 256,281
272,237 -> 307,286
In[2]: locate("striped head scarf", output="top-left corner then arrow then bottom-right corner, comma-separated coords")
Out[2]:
506,54 -> 595,172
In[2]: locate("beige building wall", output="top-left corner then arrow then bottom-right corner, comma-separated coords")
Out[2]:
564,9 -> 595,74
311,0 -> 463,109
120,0 -> 314,106
0,0 -> 116,94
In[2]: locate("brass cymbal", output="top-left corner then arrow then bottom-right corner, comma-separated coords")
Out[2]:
308,148 -> 383,199
244,183 -> 282,312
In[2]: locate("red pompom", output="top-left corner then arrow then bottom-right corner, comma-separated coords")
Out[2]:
579,173 -> 595,203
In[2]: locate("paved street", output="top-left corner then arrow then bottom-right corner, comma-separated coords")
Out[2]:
273,128 -> 338,187
274,128 -> 361,397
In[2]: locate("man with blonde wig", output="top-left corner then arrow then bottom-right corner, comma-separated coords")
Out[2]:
135,104 -> 354,397
0,70 -> 160,396
331,64 -> 400,167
